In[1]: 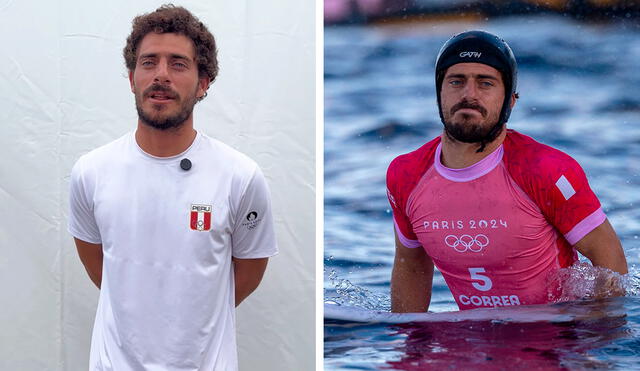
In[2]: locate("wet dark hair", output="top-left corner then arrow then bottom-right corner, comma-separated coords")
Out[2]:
123,4 -> 218,94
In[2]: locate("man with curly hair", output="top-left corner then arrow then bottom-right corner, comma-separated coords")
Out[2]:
68,5 -> 277,370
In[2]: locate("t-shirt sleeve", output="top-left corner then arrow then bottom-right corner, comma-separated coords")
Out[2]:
541,156 -> 605,245
386,159 -> 421,248
504,132 -> 607,246
68,158 -> 102,244
231,166 -> 278,259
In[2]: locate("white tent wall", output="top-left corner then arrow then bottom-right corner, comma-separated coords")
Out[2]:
0,1 -> 315,370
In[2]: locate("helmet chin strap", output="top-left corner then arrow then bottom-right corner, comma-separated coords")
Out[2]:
475,120 -> 505,153
442,117 -> 505,153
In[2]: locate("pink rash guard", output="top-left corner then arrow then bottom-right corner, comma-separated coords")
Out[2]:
386,130 -> 606,310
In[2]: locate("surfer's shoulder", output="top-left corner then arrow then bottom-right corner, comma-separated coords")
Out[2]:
387,136 -> 440,186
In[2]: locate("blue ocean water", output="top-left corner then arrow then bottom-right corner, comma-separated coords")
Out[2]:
324,14 -> 640,370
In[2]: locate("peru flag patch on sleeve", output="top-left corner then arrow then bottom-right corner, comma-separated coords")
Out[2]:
555,175 -> 576,201
190,204 -> 212,231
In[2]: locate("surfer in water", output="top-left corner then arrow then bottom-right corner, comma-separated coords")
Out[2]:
386,30 -> 628,312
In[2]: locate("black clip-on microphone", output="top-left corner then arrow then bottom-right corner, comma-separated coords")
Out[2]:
180,158 -> 192,171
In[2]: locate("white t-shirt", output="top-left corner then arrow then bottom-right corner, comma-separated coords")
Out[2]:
68,131 -> 278,371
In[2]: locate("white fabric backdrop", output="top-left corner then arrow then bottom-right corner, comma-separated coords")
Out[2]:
0,1 -> 315,370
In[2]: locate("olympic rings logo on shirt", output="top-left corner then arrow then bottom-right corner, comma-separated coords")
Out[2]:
444,234 -> 489,253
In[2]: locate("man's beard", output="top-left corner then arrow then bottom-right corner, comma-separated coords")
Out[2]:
443,99 -> 503,144
135,84 -> 197,131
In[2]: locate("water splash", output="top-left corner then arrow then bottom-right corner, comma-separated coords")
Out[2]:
324,259 -> 640,312
324,268 -> 391,311
548,262 -> 640,302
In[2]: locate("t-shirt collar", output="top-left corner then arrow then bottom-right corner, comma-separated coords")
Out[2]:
434,141 -> 504,182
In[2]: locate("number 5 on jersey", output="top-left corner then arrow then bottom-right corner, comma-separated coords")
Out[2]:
469,267 -> 492,291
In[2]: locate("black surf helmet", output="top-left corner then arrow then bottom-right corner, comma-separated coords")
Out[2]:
435,30 -> 518,143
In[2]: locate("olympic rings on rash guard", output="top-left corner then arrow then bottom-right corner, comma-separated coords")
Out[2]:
445,234 -> 489,253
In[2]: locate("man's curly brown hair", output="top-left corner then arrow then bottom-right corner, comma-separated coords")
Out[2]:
123,4 -> 218,94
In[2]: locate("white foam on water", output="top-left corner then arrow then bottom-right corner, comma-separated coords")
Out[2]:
325,268 -> 391,311
548,261 -> 640,301
325,262 -> 640,323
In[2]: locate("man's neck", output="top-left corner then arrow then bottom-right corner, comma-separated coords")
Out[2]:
440,129 -> 507,169
135,119 -> 197,157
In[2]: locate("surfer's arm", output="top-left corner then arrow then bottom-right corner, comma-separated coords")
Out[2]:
574,219 -> 627,297
233,257 -> 269,307
574,219 -> 627,274
391,231 -> 434,313
74,238 -> 103,289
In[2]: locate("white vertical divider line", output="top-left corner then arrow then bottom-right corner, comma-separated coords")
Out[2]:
315,0 -> 324,368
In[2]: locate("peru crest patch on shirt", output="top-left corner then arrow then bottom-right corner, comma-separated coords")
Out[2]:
190,204 -> 212,231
